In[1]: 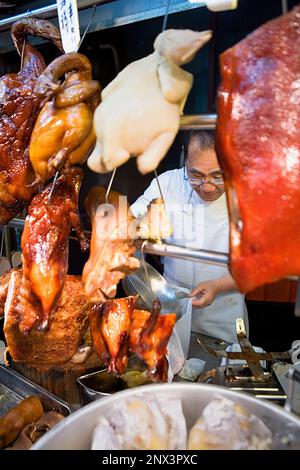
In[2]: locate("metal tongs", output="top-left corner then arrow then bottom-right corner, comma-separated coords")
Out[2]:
197,318 -> 291,380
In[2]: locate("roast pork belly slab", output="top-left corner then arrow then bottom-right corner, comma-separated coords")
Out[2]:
4,272 -> 90,365
216,5 -> 300,292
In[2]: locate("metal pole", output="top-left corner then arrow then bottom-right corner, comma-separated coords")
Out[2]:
180,114 -> 217,130
0,0 -> 115,32
139,241 -> 299,281
139,240 -> 228,266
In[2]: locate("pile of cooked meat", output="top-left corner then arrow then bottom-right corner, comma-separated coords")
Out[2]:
0,17 -> 183,379
0,5 -> 299,379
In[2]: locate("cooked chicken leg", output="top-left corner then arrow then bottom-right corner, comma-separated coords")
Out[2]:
0,268 -> 20,319
89,303 -> 110,366
17,168 -> 88,333
0,18 -> 62,225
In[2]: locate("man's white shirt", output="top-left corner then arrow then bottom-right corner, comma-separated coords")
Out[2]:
131,168 -> 248,343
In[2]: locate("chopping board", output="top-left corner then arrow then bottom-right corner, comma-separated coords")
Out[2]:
11,353 -> 104,404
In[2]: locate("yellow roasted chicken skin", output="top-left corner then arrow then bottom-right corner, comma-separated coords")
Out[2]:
30,52 -> 101,183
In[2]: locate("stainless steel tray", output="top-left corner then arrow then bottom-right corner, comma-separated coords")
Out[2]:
0,365 -> 73,417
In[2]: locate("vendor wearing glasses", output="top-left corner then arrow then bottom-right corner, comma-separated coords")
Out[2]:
131,131 -> 248,343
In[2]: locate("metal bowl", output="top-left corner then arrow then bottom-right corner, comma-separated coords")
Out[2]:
77,356 -> 151,405
32,383 -> 300,450
77,369 -> 125,404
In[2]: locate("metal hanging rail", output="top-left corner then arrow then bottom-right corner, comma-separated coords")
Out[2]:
139,240 -> 299,281
0,0 -> 207,53
0,0 -> 115,32
180,113 -> 217,130
139,240 -> 228,266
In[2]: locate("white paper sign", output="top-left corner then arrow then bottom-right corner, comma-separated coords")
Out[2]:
57,0 -> 80,53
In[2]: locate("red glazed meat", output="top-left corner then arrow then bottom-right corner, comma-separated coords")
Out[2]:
0,18 -> 62,225
216,5 -> 300,292
17,168 -> 88,333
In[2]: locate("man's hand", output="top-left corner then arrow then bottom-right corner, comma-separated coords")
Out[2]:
190,280 -> 218,308
190,274 -> 238,308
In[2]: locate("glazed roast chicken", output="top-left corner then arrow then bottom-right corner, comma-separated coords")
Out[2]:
90,296 -> 176,380
216,5 -> 300,292
83,187 -> 140,303
129,300 -> 176,381
30,53 -> 101,183
90,297 -> 137,375
17,168 -> 88,333
2,270 -> 90,365
0,18 -> 62,225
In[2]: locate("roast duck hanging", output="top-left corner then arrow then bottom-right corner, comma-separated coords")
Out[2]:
0,18 -> 63,226
30,52 -> 101,183
17,168 -> 88,333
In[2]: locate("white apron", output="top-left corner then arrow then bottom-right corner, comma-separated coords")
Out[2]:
131,168 -> 248,344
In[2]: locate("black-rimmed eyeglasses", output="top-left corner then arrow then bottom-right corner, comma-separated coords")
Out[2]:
183,166 -> 224,188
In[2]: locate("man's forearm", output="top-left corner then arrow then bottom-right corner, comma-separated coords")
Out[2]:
211,273 -> 238,294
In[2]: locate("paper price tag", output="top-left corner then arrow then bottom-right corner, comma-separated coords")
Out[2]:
57,0 -> 80,53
